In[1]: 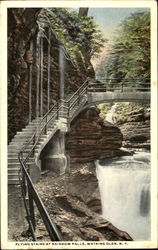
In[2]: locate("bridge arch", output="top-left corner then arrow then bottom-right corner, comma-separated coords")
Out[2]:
68,90 -> 150,123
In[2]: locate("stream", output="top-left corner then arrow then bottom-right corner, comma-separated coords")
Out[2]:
96,152 -> 150,240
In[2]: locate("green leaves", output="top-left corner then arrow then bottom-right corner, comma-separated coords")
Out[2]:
47,8 -> 106,66
97,11 -> 150,81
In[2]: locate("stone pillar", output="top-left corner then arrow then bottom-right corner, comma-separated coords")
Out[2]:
47,28 -> 51,112
42,128 -> 69,175
40,36 -> 43,117
59,45 -> 65,100
36,32 -> 40,118
28,40 -> 33,122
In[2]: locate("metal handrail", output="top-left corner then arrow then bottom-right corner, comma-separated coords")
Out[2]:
65,80 -> 88,103
18,157 -> 62,241
18,79 -> 89,241
18,77 -> 150,241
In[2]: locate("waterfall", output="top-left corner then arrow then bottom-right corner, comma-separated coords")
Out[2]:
47,28 -> 51,112
106,103 -> 118,124
29,40 -> 33,122
36,31 -> 41,118
36,22 -> 45,118
40,37 -> 44,117
96,152 -> 151,240
59,45 -> 65,100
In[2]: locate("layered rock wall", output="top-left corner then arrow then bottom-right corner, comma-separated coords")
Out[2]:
66,107 -> 125,163
119,108 -> 150,150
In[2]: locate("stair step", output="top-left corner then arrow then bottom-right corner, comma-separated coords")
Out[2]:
8,174 -> 20,180
8,152 -> 30,157
8,171 -> 20,175
8,156 -> 34,161
8,172 -> 20,176
16,132 -> 34,136
8,179 -> 20,185
22,128 -> 36,132
8,163 -> 21,167
8,161 -> 34,167
8,144 -> 33,149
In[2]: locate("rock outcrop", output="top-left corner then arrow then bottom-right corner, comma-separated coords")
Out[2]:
66,107 -> 127,163
118,108 -> 150,150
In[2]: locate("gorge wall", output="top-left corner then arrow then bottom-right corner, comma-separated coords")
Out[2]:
118,108 -> 150,150
8,8 -> 95,142
8,8 -> 134,241
8,8 -> 126,166
66,107 -> 127,163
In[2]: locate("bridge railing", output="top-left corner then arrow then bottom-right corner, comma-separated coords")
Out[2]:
88,78 -> 150,92
65,80 -> 88,118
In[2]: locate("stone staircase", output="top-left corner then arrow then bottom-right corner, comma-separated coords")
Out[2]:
8,82 -> 88,185
8,119 -> 41,184
8,117 -> 61,184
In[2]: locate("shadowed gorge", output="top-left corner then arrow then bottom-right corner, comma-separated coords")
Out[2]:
7,7 -> 151,242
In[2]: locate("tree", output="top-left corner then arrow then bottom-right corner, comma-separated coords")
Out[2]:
96,11 -> 150,82
48,8 -> 106,68
79,8 -> 89,17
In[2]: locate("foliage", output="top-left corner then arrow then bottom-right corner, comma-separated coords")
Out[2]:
97,102 -> 150,124
96,11 -> 150,81
47,8 -> 106,65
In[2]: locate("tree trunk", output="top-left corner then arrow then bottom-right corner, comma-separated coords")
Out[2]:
79,8 -> 89,17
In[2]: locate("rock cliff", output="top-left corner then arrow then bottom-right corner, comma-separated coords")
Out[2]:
118,108 -> 150,150
8,8 -> 95,142
66,107 -> 127,163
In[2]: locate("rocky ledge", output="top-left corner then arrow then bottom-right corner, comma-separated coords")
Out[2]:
34,162 -> 133,241
118,108 -> 150,150
66,107 -> 129,163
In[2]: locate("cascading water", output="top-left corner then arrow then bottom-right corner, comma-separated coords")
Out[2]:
96,152 -> 150,240
106,103 -> 118,124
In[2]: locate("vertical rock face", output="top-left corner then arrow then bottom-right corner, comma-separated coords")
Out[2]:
8,8 -> 41,141
118,108 -> 150,149
66,107 -> 124,163
8,8 -> 95,142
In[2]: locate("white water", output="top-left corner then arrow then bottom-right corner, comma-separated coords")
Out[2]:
106,103 -> 118,124
96,152 -> 150,240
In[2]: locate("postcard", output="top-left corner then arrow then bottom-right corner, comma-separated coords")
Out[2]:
0,0 -> 157,249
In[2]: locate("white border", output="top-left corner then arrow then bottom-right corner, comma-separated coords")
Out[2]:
0,1 -> 157,249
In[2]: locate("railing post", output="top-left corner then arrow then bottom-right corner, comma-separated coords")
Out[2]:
45,116 -> 47,134
57,101 -> 59,119
22,171 -> 27,197
78,89 -> 80,105
32,135 -> 35,155
68,101 -> 70,117
121,82 -> 123,92
28,184 -> 36,231
21,152 -> 23,161
86,82 -> 88,95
